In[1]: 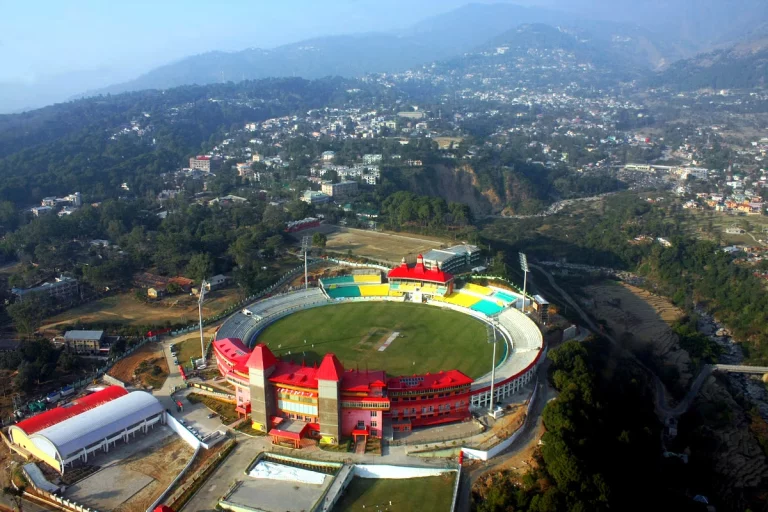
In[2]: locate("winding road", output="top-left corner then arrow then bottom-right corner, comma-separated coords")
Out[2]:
528,263 -> 709,420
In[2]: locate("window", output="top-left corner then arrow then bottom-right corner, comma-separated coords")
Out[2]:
370,411 -> 377,417
371,421 -> 378,427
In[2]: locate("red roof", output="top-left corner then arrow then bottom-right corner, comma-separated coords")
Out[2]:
246,343 -> 278,370
269,361 -> 319,388
13,386 -> 128,435
213,337 -> 250,373
387,370 -> 473,392
387,255 -> 453,284
341,369 -> 387,392
317,353 -> 344,382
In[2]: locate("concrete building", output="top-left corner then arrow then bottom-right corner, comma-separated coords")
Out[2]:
189,155 -> 221,172
213,339 -> 472,445
321,180 -> 358,199
321,151 -> 336,162
301,190 -> 331,205
31,206 -> 54,217
362,154 -> 382,164
63,330 -> 105,354
421,245 -> 481,273
12,275 -> 79,303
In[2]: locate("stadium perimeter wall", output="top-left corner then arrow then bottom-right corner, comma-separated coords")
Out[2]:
461,382 -> 540,461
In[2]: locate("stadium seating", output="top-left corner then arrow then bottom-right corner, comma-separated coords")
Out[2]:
353,274 -> 382,284
320,276 -> 355,286
326,286 -> 362,299
463,283 -> 493,296
217,289 -> 328,343
470,300 -> 504,316
444,292 -> 481,308
492,290 -> 517,304
359,284 -> 391,297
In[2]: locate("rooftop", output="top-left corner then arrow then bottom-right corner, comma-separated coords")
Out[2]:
64,330 -> 104,341
387,255 -> 454,284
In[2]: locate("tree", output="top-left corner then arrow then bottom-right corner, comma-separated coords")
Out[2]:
312,232 -> 327,249
59,350 -> 80,373
186,253 -> 214,282
7,297 -> 49,339
262,205 -> 287,231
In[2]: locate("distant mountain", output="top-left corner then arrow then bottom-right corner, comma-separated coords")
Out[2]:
651,37 -> 768,91
84,3 -> 579,98
86,3 -> 699,99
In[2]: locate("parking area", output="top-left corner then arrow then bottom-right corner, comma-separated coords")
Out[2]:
168,391 -> 229,438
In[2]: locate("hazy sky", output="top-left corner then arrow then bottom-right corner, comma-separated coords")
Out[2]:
1,0 -> 532,84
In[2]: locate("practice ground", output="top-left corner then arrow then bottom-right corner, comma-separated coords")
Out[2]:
299,226 -> 446,264
333,475 -> 456,512
40,288 -> 242,331
255,302 -> 497,378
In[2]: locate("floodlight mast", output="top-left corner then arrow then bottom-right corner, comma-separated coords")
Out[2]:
198,279 -> 208,367
488,316 -> 498,414
301,236 -> 311,290
519,253 -> 529,313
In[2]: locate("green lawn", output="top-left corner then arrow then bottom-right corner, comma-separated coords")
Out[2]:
255,302 -> 497,378
173,336 -> 205,368
333,475 -> 456,512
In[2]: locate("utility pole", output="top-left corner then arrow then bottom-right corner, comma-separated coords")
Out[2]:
301,236 -> 311,290
488,317 -> 497,414
519,252 -> 529,313
198,279 -> 208,367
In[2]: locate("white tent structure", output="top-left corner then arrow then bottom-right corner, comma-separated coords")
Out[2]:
28,391 -> 165,473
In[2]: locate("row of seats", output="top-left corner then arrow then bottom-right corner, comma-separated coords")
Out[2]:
443,292 -> 481,308
463,283 -> 493,296
359,284 -> 391,297
498,308 -> 543,352
320,276 -> 355,286
326,286 -> 361,299
471,300 -> 504,316
217,289 -> 328,342
492,290 -> 517,304
353,274 -> 381,284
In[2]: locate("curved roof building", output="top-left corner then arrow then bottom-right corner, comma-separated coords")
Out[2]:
10,386 -> 128,442
12,391 -> 165,473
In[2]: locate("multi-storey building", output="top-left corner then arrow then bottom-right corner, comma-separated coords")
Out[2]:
421,244 -> 481,273
212,339 -> 472,446
189,155 -> 221,172
321,180 -> 358,198
12,275 -> 79,303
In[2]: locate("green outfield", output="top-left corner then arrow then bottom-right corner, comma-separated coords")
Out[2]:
255,301 -> 498,378
332,475 -> 456,512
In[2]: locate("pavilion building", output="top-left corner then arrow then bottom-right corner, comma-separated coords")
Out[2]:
386,254 -> 455,301
212,339 -> 473,446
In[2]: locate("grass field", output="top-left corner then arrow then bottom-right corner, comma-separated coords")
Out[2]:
332,475 -> 456,512
256,302 -> 496,378
41,288 -> 242,330
297,225 -> 446,264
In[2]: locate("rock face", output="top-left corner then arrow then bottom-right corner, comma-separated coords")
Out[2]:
688,376 -> 768,509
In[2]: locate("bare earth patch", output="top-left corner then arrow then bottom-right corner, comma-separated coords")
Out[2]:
108,342 -> 169,389
584,281 -> 692,388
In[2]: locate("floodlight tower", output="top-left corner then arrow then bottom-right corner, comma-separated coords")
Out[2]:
301,236 -> 311,290
488,316 -> 498,414
198,278 -> 208,367
519,252 -> 529,313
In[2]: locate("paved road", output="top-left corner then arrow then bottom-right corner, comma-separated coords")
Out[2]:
455,362 -> 553,512
714,364 -> 768,374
